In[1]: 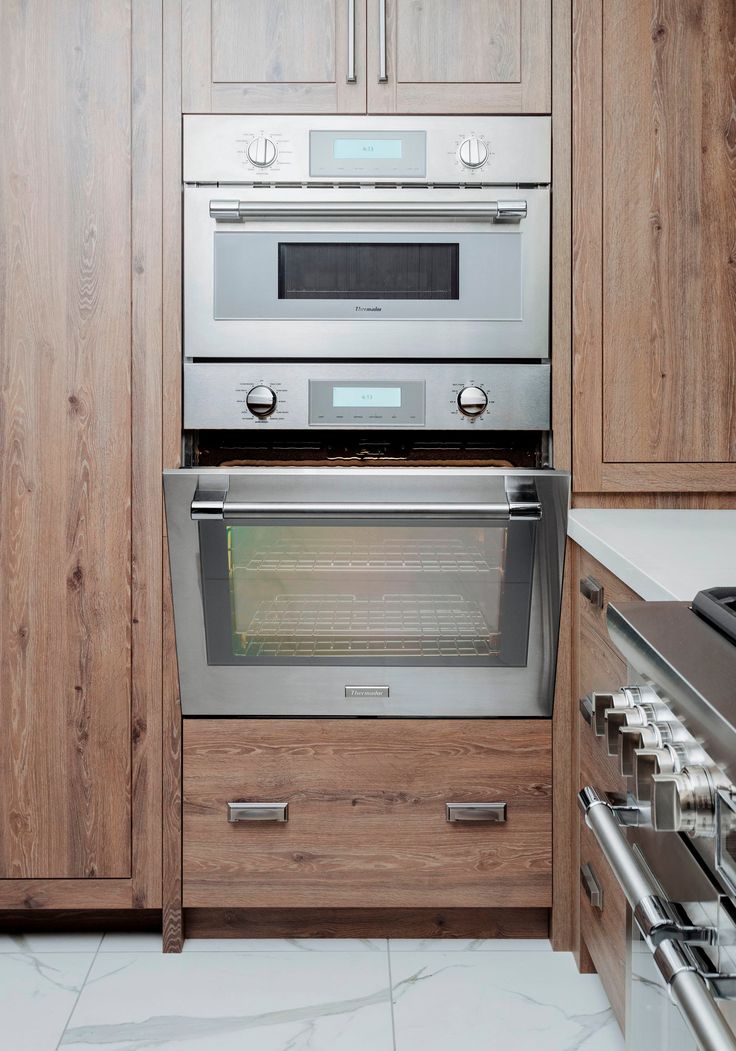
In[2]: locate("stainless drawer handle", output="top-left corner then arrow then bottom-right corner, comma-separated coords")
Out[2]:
579,693 -> 594,725
227,802 -> 289,824
347,0 -> 356,82
446,802 -> 507,824
580,575 -> 604,609
580,862 -> 603,910
378,0 -> 387,81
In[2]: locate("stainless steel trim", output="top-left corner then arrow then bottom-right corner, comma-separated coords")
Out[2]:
653,941 -> 736,1051
378,0 -> 387,81
446,802 -> 507,823
227,802 -> 289,823
208,200 -> 528,223
579,575 -> 604,609
580,862 -> 603,910
347,0 -> 356,82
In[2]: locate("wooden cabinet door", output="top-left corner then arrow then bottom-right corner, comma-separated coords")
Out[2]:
367,0 -> 550,113
182,0 -> 366,113
0,1 -> 132,878
573,0 -> 736,492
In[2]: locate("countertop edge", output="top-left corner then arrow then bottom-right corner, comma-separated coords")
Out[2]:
567,513 -> 681,602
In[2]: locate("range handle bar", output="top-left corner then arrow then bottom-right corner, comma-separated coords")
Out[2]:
191,497 -> 542,522
208,200 -> 528,224
654,940 -> 736,1051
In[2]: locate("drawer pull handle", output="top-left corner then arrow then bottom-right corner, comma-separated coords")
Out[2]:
446,802 -> 507,823
580,861 -> 604,910
227,802 -> 289,824
579,693 -> 594,725
580,575 -> 604,609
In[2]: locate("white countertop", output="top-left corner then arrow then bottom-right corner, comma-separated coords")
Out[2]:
567,509 -> 736,601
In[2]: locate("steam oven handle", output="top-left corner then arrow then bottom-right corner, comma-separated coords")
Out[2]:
208,200 -> 528,224
191,499 -> 542,521
347,0 -> 356,83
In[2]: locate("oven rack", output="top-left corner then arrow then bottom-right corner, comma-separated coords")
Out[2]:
235,593 -> 498,659
233,538 -> 499,575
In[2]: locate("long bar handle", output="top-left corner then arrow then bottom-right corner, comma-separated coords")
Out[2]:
653,941 -> 736,1051
378,0 -> 388,81
227,802 -> 288,824
347,0 -> 356,82
209,200 -> 528,223
446,802 -> 507,824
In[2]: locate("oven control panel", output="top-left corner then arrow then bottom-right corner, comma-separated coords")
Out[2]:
183,362 -> 550,432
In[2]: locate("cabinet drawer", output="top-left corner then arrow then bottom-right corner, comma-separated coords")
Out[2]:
578,548 -> 640,650
579,815 -> 627,1030
183,719 -> 552,909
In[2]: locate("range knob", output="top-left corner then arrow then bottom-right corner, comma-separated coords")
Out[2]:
458,137 -> 489,169
619,719 -> 690,778
247,136 -> 278,168
634,741 -> 708,803
457,386 -> 488,417
604,697 -> 670,758
651,765 -> 723,837
246,385 -> 277,417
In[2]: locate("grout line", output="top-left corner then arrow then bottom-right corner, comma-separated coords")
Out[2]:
54,935 -> 103,1051
386,939 -> 398,1051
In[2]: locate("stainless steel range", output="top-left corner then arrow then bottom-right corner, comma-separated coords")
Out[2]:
164,112 -> 568,719
579,593 -> 736,1051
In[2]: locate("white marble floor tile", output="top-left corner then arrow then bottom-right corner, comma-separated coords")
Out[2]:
61,950 -> 395,1050
183,937 -> 386,953
389,949 -> 624,1051
0,952 -> 95,1051
389,937 -> 552,952
99,932 -> 164,953
0,932 -> 103,954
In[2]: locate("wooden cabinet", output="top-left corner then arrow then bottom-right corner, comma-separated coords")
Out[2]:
181,0 -> 551,114
572,0 -> 736,492
183,719 -> 552,909
0,1 -> 162,908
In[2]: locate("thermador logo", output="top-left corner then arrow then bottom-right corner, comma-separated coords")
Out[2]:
345,685 -> 390,699
355,305 -> 382,312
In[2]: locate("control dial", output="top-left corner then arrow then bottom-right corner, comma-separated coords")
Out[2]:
247,136 -> 278,168
246,385 -> 277,417
458,137 -> 488,169
651,766 -> 719,837
457,386 -> 488,418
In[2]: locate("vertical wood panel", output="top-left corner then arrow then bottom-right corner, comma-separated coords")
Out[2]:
181,0 -> 211,111
131,0 -> 164,908
0,0 -> 132,877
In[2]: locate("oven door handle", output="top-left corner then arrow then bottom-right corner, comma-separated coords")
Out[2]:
191,498 -> 540,521
208,199 -> 528,224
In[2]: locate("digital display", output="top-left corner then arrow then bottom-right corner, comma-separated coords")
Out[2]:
332,386 -> 402,408
333,138 -> 403,160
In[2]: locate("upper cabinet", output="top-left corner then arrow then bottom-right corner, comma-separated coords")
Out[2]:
368,0 -> 550,113
182,0 -> 551,114
573,0 -> 736,492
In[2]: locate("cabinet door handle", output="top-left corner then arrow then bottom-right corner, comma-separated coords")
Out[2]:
347,0 -> 356,82
378,0 -> 388,81
227,802 -> 288,824
579,693 -> 594,725
580,575 -> 604,609
446,802 -> 507,823
580,862 -> 604,910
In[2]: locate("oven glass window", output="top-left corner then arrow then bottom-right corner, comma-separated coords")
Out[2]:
278,243 -> 460,300
199,522 -> 535,667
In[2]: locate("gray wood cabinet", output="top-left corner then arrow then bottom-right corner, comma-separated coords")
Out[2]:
181,0 -> 551,114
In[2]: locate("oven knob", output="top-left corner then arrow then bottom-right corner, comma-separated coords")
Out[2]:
457,386 -> 488,417
619,719 -> 690,778
458,137 -> 488,169
247,136 -> 278,168
651,765 -> 720,836
246,385 -> 277,417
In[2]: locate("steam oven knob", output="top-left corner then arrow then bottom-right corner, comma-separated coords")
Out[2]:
458,137 -> 488,169
247,136 -> 278,167
458,386 -> 488,417
651,765 -> 723,837
246,385 -> 277,417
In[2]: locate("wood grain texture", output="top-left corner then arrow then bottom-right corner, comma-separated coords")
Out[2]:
184,0 -> 365,113
131,0 -> 164,911
163,0 -> 184,953
368,0 -> 549,113
574,493 -> 736,508
396,0 -> 521,83
602,0 -> 736,464
185,907 -> 550,940
0,0 -> 131,879
183,720 -> 552,909
551,537 -> 575,950
577,548 -> 640,648
0,881 -> 134,910
551,0 -> 572,474
573,0 -> 736,491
